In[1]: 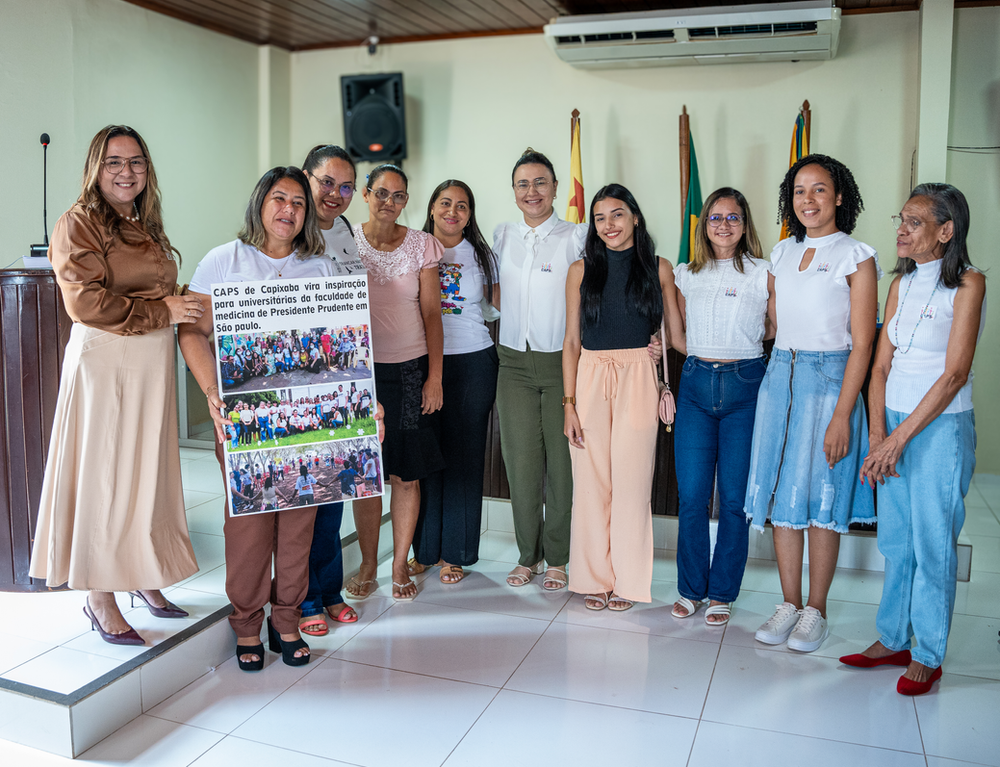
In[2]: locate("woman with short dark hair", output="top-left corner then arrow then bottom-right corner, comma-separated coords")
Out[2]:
180,166 -> 333,670
494,149 -> 586,591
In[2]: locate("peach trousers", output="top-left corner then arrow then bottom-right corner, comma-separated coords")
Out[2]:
568,347 -> 659,602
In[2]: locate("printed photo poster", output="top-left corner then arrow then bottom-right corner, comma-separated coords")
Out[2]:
212,275 -> 384,516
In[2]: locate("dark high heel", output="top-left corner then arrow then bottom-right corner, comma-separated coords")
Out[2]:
83,602 -> 145,646
267,617 -> 310,666
128,591 -> 189,618
236,642 -> 265,672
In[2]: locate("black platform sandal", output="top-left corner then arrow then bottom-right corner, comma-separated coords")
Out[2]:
267,617 -> 310,666
236,642 -> 265,672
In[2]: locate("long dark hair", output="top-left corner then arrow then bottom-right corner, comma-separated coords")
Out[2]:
580,184 -> 662,332
893,183 -> 976,289
777,153 -> 864,242
422,179 -> 497,302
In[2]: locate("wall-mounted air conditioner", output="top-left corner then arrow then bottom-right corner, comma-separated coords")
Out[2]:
543,1 -> 841,68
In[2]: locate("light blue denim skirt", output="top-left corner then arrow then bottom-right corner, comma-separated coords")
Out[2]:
744,349 -> 875,533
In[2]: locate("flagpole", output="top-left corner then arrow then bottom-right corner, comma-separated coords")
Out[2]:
802,99 -> 811,154
679,105 -> 690,225
571,108 -> 579,142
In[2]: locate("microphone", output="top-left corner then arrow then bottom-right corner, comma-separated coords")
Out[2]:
29,133 -> 51,260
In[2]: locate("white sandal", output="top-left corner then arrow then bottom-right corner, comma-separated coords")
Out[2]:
608,594 -> 634,612
506,562 -> 543,587
671,597 -> 703,619
542,566 -> 567,591
704,603 -> 732,626
584,592 -> 611,611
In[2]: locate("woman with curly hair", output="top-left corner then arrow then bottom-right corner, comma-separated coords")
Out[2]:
745,154 -> 880,653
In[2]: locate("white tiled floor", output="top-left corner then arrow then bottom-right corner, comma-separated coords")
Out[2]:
1,449 -> 999,766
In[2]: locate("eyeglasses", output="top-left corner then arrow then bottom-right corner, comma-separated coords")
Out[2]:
891,215 -> 924,233
514,179 -> 551,193
104,156 -> 148,174
369,188 -> 409,205
707,214 -> 744,227
309,173 -> 354,198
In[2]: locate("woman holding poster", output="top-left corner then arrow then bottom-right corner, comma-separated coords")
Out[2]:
180,166 -> 332,670
349,163 -> 445,603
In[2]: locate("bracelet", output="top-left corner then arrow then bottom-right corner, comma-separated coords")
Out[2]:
206,385 -> 219,396
562,396 -> 576,406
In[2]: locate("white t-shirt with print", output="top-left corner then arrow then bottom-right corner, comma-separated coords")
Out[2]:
440,239 -> 497,355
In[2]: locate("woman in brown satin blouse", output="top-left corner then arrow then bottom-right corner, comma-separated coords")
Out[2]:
29,125 -> 204,645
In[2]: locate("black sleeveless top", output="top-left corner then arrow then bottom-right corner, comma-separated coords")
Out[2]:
580,245 -> 661,351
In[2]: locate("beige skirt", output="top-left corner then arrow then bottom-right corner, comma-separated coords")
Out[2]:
29,324 -> 198,590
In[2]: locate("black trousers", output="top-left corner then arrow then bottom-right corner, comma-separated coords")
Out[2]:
414,346 -> 499,567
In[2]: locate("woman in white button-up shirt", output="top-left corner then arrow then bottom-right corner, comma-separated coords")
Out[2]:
493,149 -> 586,591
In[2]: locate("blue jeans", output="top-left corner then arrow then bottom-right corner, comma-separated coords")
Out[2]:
877,408 -> 976,668
675,357 -> 765,603
301,502 -> 345,616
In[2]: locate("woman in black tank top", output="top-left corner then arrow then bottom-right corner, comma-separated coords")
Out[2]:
561,184 -> 684,612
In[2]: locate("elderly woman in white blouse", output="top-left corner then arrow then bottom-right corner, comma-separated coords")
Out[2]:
846,183 -> 985,696
494,148 -> 586,591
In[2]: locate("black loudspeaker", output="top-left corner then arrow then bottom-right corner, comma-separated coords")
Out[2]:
341,72 -> 406,163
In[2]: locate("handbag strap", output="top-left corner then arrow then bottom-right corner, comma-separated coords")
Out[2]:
659,320 -> 670,389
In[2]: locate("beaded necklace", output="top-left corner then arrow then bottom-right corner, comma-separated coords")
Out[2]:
893,268 -> 939,354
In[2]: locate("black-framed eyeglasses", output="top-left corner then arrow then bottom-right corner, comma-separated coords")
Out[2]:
104,156 -> 148,174
308,172 -> 354,198
707,214 -> 743,227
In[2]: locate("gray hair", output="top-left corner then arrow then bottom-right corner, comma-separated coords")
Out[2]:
238,166 -> 325,258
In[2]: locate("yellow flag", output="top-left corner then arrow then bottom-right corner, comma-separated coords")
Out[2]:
566,119 -> 585,224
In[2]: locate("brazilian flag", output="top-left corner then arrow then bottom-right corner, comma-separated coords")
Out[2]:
678,137 -> 702,264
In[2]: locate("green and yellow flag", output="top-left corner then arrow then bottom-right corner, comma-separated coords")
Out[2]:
678,135 -> 702,264
780,101 -> 811,240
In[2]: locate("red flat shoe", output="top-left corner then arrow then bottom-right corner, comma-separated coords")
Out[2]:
897,666 -> 943,696
840,650 -> 912,668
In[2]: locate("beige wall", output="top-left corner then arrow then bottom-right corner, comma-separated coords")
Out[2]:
290,15 -> 918,283
0,0 -> 260,284
948,7 -> 1000,473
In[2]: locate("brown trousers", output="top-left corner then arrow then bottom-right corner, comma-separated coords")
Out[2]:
215,441 -> 316,636
568,348 -> 658,602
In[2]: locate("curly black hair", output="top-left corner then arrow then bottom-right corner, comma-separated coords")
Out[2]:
776,153 -> 864,242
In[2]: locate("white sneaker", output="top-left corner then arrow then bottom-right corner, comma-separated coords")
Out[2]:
755,602 -> 802,645
787,606 -> 829,653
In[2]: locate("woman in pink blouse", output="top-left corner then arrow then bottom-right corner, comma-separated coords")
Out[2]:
347,164 -> 445,602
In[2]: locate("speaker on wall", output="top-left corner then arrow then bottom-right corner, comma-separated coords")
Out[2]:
341,72 -> 406,163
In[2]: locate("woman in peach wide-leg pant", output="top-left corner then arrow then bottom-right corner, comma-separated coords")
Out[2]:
563,184 -> 684,611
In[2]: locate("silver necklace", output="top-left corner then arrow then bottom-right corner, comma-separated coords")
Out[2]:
893,270 -> 939,354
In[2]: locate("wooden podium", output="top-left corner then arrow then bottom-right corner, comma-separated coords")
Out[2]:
0,269 -> 71,591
